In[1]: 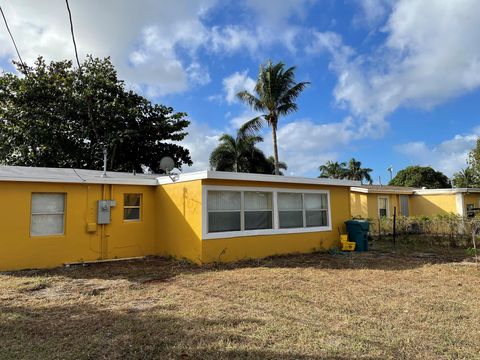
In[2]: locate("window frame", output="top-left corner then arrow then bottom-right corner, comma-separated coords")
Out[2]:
202,186 -> 332,240
123,193 -> 142,222
377,196 -> 390,218
30,192 -> 66,237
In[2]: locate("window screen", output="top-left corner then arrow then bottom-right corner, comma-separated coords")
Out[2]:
124,194 -> 142,221
31,193 -> 65,236
378,197 -> 388,218
207,191 -> 241,232
278,193 -> 304,228
244,191 -> 273,230
304,193 -> 328,227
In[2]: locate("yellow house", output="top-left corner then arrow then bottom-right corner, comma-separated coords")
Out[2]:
350,185 -> 480,218
0,166 -> 359,271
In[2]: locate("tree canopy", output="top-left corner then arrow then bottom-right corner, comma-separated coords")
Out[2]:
237,60 -> 308,175
209,129 -> 287,175
0,56 -> 191,173
389,166 -> 450,188
318,158 -> 372,184
451,137 -> 480,187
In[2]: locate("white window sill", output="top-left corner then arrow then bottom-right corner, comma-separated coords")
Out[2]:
203,226 -> 332,240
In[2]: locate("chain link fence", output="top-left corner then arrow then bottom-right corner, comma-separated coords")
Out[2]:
362,214 -> 480,248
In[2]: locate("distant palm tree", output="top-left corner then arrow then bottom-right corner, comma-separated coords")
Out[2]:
263,156 -> 288,175
209,130 -> 267,173
345,158 -> 372,184
318,161 -> 347,179
452,168 -> 477,188
237,61 -> 309,175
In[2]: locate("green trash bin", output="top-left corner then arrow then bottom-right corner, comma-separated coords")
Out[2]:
345,220 -> 370,251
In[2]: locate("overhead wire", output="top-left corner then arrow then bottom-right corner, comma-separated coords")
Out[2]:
64,0 -> 102,151
0,4 -> 27,72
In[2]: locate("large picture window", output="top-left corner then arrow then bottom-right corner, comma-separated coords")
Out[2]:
205,187 -> 331,238
31,193 -> 65,236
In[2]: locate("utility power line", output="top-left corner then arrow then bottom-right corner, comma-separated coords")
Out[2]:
65,0 -> 81,70
0,4 -> 26,71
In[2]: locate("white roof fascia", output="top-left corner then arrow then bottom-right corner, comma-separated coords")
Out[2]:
413,188 -> 480,195
0,175 -> 157,186
350,187 -> 415,195
157,170 -> 361,187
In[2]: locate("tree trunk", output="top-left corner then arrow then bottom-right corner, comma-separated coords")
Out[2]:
272,125 -> 279,175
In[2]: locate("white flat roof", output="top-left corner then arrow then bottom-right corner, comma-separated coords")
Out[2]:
413,188 -> 480,195
157,170 -> 361,187
0,166 -> 160,185
0,166 -> 361,187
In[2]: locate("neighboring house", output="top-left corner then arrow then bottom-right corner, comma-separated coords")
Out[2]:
0,166 -> 359,271
350,185 -> 480,218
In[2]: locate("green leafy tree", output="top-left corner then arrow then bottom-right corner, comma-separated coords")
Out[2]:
345,158 -> 373,184
237,61 -> 309,175
389,166 -> 450,188
318,161 -> 347,179
452,168 -> 477,188
0,56 -> 191,173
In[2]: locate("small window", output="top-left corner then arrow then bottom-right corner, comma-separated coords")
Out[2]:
31,193 -> 65,236
278,193 -> 304,228
124,194 -> 142,221
466,203 -> 475,218
378,196 -> 389,218
207,191 -> 241,232
244,191 -> 273,230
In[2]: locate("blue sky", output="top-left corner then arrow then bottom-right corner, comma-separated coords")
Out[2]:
1,0 -> 479,182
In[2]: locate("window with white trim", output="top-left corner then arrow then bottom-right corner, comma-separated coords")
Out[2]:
304,193 -> 328,227
244,191 -> 273,230
278,192 -> 329,229
124,194 -> 142,221
207,191 -> 242,232
31,193 -> 65,236
205,188 -> 331,237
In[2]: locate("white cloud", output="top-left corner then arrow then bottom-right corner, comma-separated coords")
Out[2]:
0,1 -> 318,96
353,0 -> 393,28
307,0 -> 480,138
395,128 -> 480,176
228,110 -> 262,130
178,120 -> 222,172
0,0 -> 216,96
222,70 -> 256,104
257,118 -> 356,176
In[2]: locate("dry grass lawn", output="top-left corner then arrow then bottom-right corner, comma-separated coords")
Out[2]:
1,241 -> 479,359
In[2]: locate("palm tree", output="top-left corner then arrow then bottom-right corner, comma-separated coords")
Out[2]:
209,130 -> 267,173
237,61 -> 309,175
318,161 -> 347,179
452,168 -> 477,188
345,158 -> 372,184
261,156 -> 287,175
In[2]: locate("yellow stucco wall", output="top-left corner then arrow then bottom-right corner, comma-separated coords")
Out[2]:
410,194 -> 457,216
351,193 -> 402,219
200,179 -> 351,263
350,193 -> 368,218
463,193 -> 480,210
155,180 -> 203,263
0,181 -> 155,271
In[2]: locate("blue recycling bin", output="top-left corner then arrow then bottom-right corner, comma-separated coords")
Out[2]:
345,220 -> 370,251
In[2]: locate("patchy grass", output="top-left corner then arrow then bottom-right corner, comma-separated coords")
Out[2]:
1,241 -> 479,359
